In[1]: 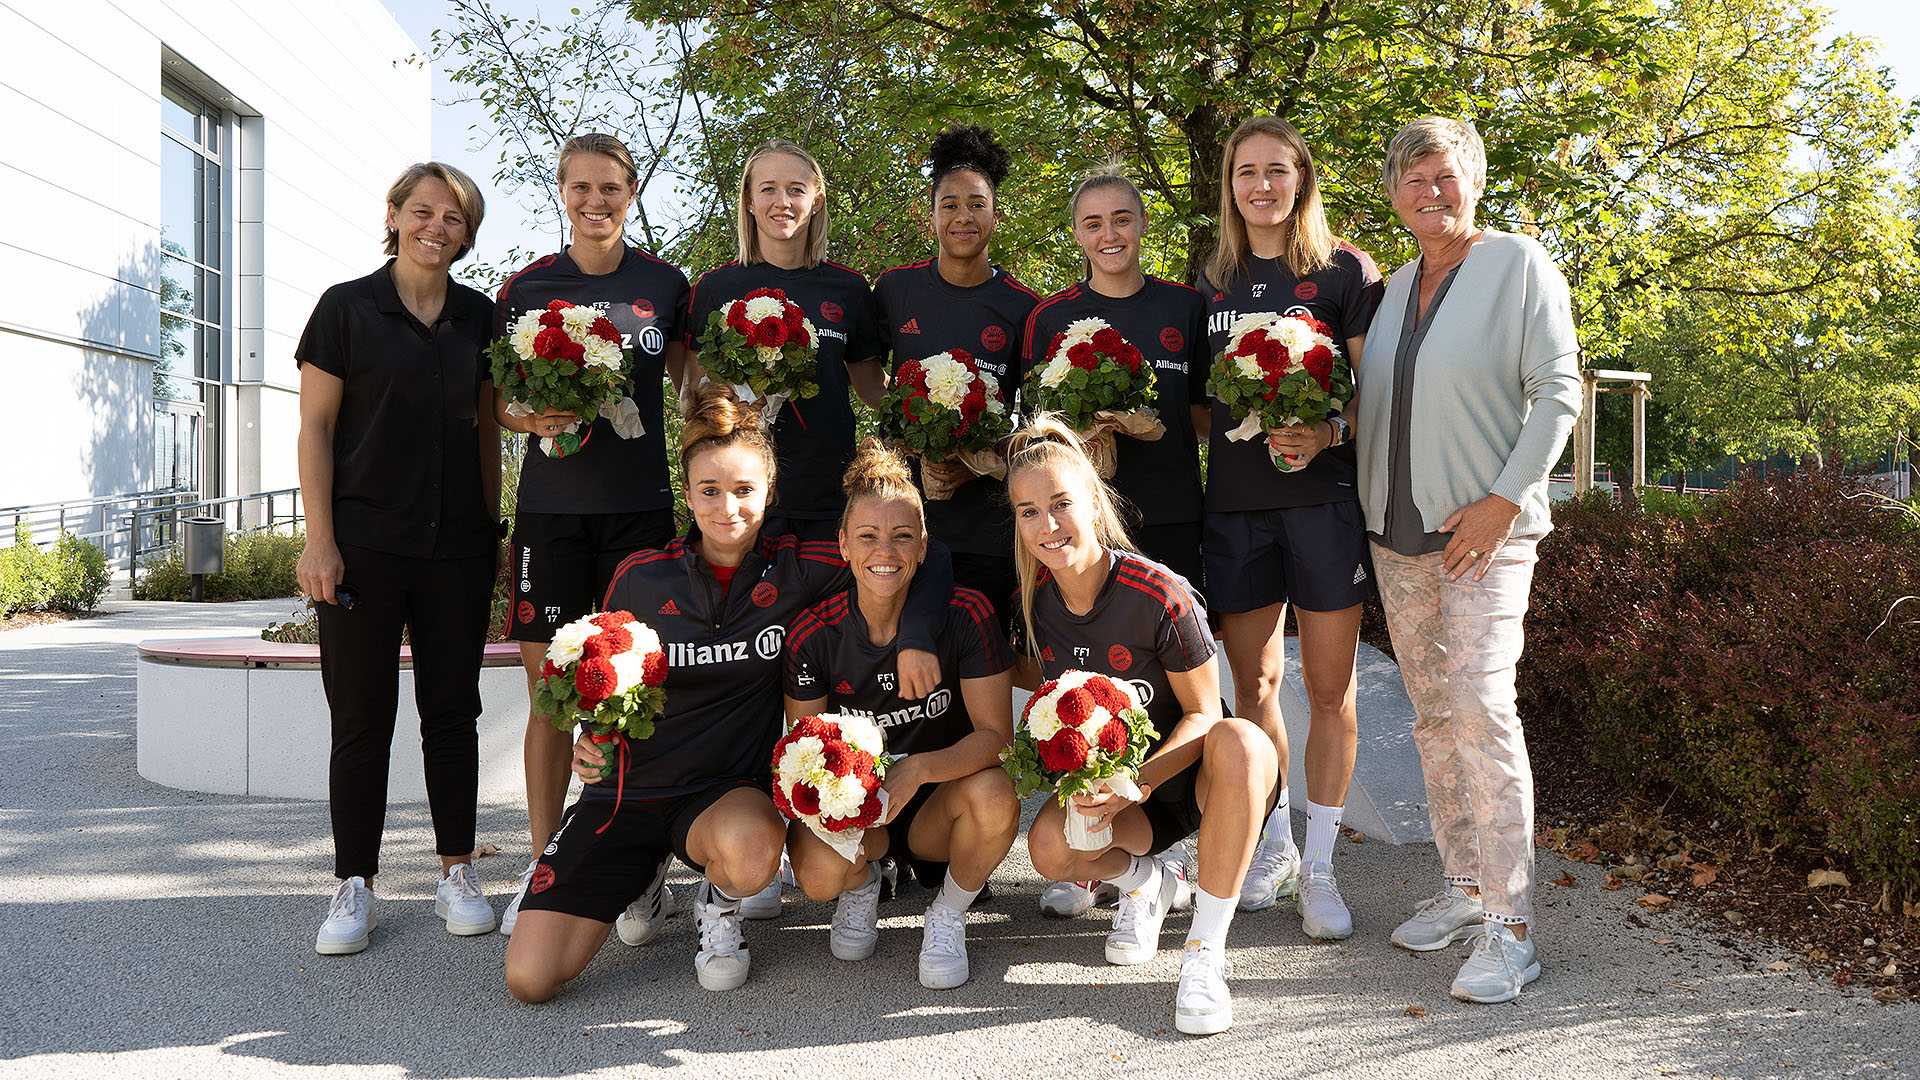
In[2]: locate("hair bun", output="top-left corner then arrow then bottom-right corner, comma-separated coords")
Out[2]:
842,437 -> 915,497
929,124 -> 1011,191
682,383 -> 758,451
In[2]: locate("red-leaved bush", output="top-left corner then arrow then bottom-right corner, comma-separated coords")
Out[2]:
1519,467 -> 1920,891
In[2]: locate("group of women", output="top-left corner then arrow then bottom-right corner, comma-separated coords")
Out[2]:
293,113 -> 1582,1035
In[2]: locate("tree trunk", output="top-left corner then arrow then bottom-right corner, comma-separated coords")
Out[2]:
1181,102 -> 1226,286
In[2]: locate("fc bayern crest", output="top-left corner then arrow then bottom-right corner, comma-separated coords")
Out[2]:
632,298 -> 656,319
819,300 -> 844,323
980,325 -> 1007,352
752,581 -> 778,608
1107,644 -> 1133,671
517,600 -> 536,625
1294,281 -> 1319,301
1159,327 -> 1183,351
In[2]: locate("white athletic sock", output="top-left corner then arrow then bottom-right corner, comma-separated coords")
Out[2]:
1263,788 -> 1297,853
1107,854 -> 1159,895
705,881 -> 743,911
1304,799 -> 1344,870
1190,887 -> 1236,950
934,870 -> 982,913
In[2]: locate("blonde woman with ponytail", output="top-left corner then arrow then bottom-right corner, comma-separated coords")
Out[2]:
1005,416 -> 1276,1035
780,439 -> 1019,989
1198,116 -> 1385,938
504,386 -> 953,1003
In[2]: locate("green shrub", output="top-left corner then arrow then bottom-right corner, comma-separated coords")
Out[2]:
49,532 -> 110,613
135,529 -> 304,602
0,528 -> 56,616
1521,467 -> 1920,892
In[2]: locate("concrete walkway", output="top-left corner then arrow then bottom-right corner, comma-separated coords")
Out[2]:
1,602 -> 1913,1079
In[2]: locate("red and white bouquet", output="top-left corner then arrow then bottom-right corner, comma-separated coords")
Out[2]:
771,712 -> 892,863
696,287 -> 819,421
881,348 -> 1013,498
1024,317 -> 1163,477
536,611 -> 668,807
1001,671 -> 1158,850
489,300 -> 641,458
1207,311 -> 1352,472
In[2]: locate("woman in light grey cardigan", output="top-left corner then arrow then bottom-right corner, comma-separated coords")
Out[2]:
1352,117 -> 1581,1004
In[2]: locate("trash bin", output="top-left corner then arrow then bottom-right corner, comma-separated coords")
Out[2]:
183,517 -> 224,601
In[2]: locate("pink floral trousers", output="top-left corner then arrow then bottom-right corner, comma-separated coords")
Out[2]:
1370,537 -> 1539,925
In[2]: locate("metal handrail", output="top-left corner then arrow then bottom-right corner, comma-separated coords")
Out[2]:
126,488 -> 303,588
3,487 -> 194,550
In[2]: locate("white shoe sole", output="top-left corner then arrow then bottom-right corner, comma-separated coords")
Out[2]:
1304,921 -> 1354,941
1452,960 -> 1541,1003
1176,1005 -> 1233,1035
831,936 -> 877,961
616,913 -> 665,947
435,899 -> 497,936
696,953 -> 751,991
919,963 -> 968,990
1392,922 -> 1481,952
315,913 -> 376,955
738,891 -> 781,920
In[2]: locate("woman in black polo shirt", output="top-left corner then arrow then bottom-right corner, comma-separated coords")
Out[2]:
295,162 -> 500,956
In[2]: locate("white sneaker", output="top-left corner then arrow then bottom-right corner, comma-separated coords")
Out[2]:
1450,923 -> 1540,1003
1238,839 -> 1301,911
314,876 -> 376,955
499,860 -> 537,936
615,855 -> 673,947
830,865 -> 882,961
1391,885 -> 1484,952
738,848 -> 786,920
1175,940 -> 1233,1035
918,901 -> 969,989
435,863 -> 496,936
1039,880 -> 1119,917
693,881 -> 751,991
1298,867 -> 1354,940
1105,862 -> 1179,966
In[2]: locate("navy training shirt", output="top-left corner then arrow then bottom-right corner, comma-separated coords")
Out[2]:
493,245 -> 689,515
1199,242 -> 1384,511
784,586 -> 1014,755
1017,551 -> 1214,756
873,258 -> 1040,557
686,260 -> 885,522
1019,278 -> 1209,527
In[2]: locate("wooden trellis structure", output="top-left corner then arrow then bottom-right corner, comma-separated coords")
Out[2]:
1573,369 -> 1652,494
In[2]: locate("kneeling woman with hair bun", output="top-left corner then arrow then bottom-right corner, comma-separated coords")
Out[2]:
1008,415 -> 1277,1035
782,439 -> 1020,989
502,386 -> 951,1001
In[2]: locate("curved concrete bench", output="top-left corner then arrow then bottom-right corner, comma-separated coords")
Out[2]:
136,638 -> 529,801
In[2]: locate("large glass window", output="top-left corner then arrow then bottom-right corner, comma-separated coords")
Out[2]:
157,80 -> 223,492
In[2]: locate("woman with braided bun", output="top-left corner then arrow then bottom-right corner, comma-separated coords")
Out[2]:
503,385 -> 952,1002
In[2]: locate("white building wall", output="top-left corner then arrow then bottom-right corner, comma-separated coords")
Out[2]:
0,0 -> 428,511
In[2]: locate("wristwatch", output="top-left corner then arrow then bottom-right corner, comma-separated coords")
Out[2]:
1327,415 -> 1352,447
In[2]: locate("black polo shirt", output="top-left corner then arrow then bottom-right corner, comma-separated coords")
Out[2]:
1199,242 -> 1384,511
685,260 -> 885,522
873,258 -> 1040,557
294,261 -> 495,560
1019,278 -> 1209,527
494,245 -> 690,514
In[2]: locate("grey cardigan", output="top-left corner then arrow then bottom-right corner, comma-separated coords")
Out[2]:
1355,229 -> 1583,540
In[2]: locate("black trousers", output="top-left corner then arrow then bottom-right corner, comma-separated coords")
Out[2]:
316,544 -> 495,880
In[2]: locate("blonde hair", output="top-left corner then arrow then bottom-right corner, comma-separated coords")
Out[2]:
383,162 -> 485,261
680,383 -> 776,483
839,438 -> 925,535
1068,164 -> 1146,280
1382,117 -> 1488,197
1004,414 -> 1136,653
1206,116 -> 1336,287
557,132 -> 639,188
737,139 -> 829,268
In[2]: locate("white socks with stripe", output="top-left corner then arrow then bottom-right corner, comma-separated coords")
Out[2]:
1304,799 -> 1343,870
1107,854 -> 1158,895
1190,887 -> 1236,951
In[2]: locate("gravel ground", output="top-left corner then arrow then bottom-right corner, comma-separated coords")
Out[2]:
1,601 -> 1914,1079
